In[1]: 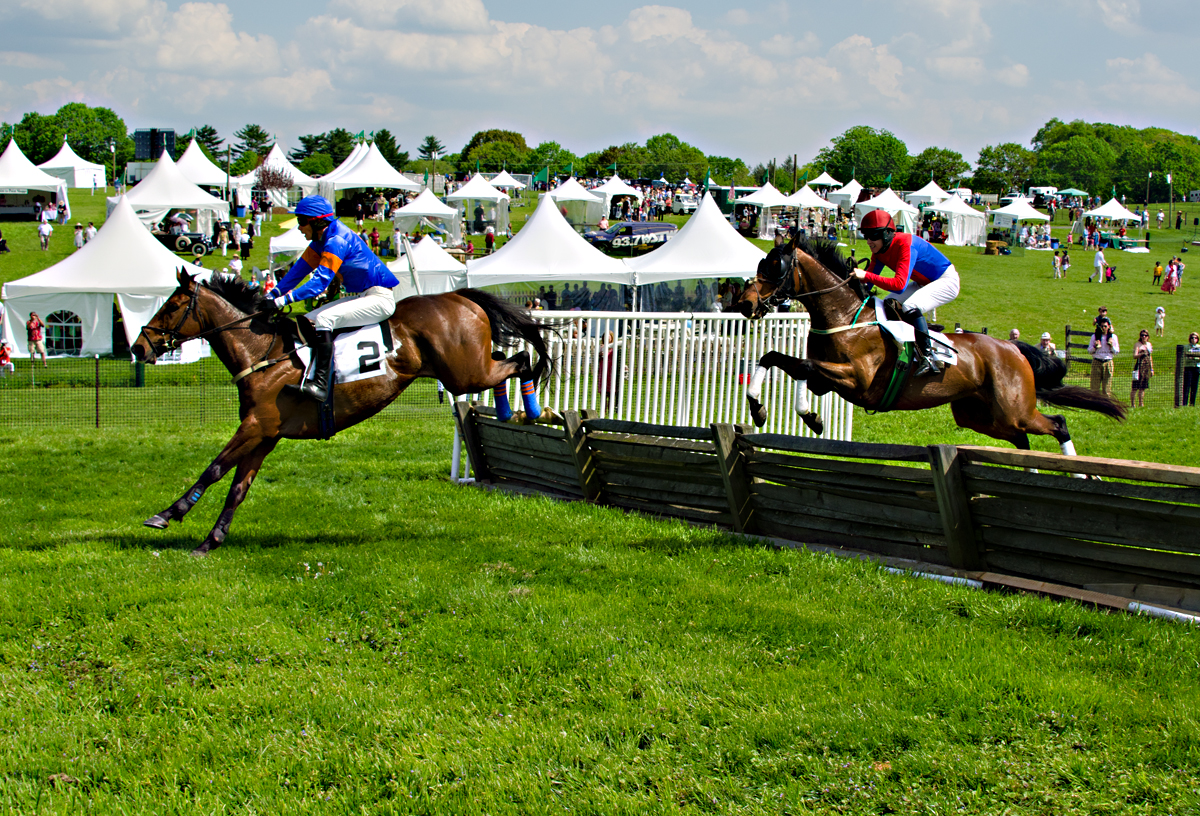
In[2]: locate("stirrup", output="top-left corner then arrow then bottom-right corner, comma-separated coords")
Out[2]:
913,356 -> 942,377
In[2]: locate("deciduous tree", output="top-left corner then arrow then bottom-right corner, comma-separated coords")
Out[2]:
813,126 -> 909,188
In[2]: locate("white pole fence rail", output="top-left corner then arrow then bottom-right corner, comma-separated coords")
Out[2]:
450,310 -> 853,481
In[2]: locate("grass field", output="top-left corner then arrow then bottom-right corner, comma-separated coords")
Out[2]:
3,191 -> 1200,813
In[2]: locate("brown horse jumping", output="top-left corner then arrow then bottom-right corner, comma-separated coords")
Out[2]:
737,237 -> 1125,450
132,270 -> 552,555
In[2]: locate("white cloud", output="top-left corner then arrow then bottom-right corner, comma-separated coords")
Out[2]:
17,0 -> 163,34
996,63 -> 1030,87
828,35 -> 907,100
0,52 -> 63,71
927,56 -> 985,82
1103,52 -> 1200,105
1097,0 -> 1141,30
153,4 -> 280,76
328,0 -> 491,33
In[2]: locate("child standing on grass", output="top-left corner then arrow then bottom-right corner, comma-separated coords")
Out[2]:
1153,260 -> 1163,285
1155,306 -> 1165,337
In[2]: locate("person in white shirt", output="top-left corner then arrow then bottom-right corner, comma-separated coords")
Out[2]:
1089,247 -> 1107,282
37,221 -> 52,250
1087,318 -> 1119,397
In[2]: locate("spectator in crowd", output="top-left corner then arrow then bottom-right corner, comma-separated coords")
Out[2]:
1161,259 -> 1180,294
1153,260 -> 1164,285
26,311 -> 47,367
1088,317 -> 1119,397
1038,332 -> 1056,354
239,226 -> 251,260
1089,245 -> 1107,282
73,223 -> 84,251
1130,329 -> 1154,408
85,222 -> 97,243
1157,208 -> 1165,227
1052,251 -> 1062,279
1060,248 -> 1070,277
218,223 -> 230,256
0,341 -> 12,376
37,220 -> 52,250
1183,331 -> 1200,407
1177,211 -> 1184,230
369,226 -> 380,255
0,226 -> 8,253
485,226 -> 496,254
230,219 -> 242,250
1009,328 -> 1021,342
1093,306 -> 1110,329
229,256 -> 243,278
1155,305 -> 1166,337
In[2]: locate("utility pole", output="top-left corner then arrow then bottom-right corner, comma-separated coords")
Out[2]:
1169,172 -> 1174,230
225,145 -> 232,211
793,153 -> 798,192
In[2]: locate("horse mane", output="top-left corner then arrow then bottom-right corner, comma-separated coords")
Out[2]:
201,273 -> 296,341
790,235 -> 872,300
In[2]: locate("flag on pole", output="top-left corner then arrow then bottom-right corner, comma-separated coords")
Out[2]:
884,173 -> 892,184
533,166 -> 549,184
606,162 -> 617,172
562,162 -> 574,176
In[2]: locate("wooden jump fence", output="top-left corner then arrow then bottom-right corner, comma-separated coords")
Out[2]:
454,404 -> 1200,615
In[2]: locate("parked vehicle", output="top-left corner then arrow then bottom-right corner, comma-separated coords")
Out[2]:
154,231 -> 212,258
583,221 -> 677,254
671,194 -> 698,215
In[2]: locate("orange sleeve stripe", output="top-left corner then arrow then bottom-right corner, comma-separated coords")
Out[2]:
301,247 -> 322,267
319,252 -> 344,274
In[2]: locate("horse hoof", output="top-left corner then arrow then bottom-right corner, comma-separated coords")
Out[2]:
143,514 -> 169,530
190,541 -> 217,557
751,406 -> 768,428
802,412 -> 825,435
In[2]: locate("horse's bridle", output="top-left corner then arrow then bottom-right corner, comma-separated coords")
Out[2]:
746,244 -> 854,318
136,280 -> 202,354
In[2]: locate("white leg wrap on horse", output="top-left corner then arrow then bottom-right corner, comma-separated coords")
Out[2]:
793,380 -> 811,416
748,366 -> 768,401
1060,440 -> 1077,456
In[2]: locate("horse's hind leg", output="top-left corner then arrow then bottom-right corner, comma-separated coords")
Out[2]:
144,424 -> 263,530
748,351 -> 824,432
192,439 -> 278,557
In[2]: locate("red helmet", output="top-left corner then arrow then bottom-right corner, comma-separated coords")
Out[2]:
860,210 -> 895,232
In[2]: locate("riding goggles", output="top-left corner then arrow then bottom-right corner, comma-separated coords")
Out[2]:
861,228 -> 892,242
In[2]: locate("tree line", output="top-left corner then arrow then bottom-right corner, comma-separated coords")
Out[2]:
3,103 -> 1197,202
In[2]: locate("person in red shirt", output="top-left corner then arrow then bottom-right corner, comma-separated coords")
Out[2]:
0,341 -> 13,376
851,210 -> 961,376
26,311 -> 47,367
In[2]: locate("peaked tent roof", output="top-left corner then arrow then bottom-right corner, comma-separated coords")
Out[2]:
3,196 -> 203,299
110,149 -> 230,218
394,188 -> 457,219
489,170 -> 525,189
234,144 -> 317,191
268,227 -> 309,256
736,182 -> 789,208
323,142 -> 368,181
905,180 -> 951,205
0,140 -> 72,193
548,177 -> 602,203
625,192 -> 766,283
1083,197 -> 1141,222
826,179 -> 863,209
808,171 -> 841,187
990,199 -> 1049,222
316,142 -> 420,193
928,194 -> 985,219
388,236 -> 468,297
445,173 -> 509,202
466,193 -> 632,286
784,185 -> 837,210
175,139 -> 230,187
854,188 -> 919,216
593,174 -> 643,202
37,139 -> 106,187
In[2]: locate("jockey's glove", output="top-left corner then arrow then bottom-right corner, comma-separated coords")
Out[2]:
269,294 -> 289,310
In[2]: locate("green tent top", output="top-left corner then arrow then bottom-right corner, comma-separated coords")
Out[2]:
1057,188 -> 1088,196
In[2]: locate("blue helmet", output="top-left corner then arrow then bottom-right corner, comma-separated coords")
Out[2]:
295,195 -> 334,219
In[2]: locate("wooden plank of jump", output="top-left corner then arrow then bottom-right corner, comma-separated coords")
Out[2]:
478,424 -> 574,459
483,447 -> 583,483
980,526 -> 1200,582
928,444 -> 984,571
589,438 -> 718,466
754,515 -> 951,565
969,497 -> 1199,554
746,460 -> 939,500
605,496 -> 732,527
476,414 -> 569,440
453,402 -> 492,482
959,445 -> 1200,487
587,432 -> 716,455
604,483 -> 730,510
601,468 -> 727,493
745,449 -> 935,483
583,417 -> 716,440
562,410 -> 603,503
753,482 -> 945,537
742,433 -> 930,462
712,423 -> 754,535
960,463 -> 1200,506
747,468 -> 942,514
488,466 -> 584,498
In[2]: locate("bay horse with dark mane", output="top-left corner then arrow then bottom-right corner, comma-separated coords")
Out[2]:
737,236 -> 1125,451
132,270 -> 552,555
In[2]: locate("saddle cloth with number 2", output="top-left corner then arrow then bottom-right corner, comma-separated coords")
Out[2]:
296,321 -> 397,385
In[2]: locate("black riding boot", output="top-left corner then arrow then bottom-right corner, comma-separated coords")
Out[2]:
904,306 -> 942,377
286,320 -> 333,402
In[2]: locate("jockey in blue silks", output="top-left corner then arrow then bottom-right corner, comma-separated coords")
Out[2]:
267,195 -> 399,401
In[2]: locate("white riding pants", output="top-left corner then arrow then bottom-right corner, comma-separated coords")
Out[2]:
894,264 -> 960,315
306,286 -> 396,332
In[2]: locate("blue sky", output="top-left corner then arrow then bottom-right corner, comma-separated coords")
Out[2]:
2,0 -> 1197,165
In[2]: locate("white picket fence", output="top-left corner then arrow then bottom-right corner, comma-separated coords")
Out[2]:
451,311 -> 854,480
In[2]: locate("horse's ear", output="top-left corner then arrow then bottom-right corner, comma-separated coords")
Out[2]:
177,267 -> 194,286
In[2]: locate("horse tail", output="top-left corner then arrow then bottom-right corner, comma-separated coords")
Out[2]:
1011,340 -> 1127,421
455,288 -> 556,382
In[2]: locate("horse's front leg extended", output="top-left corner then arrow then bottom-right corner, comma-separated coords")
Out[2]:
746,351 -> 821,430
143,425 -> 264,530
192,438 -> 278,557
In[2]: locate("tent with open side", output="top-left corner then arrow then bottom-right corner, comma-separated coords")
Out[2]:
465,192 -> 631,288
234,144 -> 319,207
0,140 -> 71,219
316,142 -> 421,202
489,170 -> 526,190
175,139 -> 230,188
1,196 -> 206,358
855,188 -> 919,234
593,174 -> 643,219
990,198 -> 1049,224
548,177 -> 604,229
391,188 -> 462,244
736,182 -> 790,239
446,173 -> 511,237
825,178 -> 863,212
625,192 -> 765,285
1084,198 -> 1142,222
927,194 -> 987,246
388,235 -> 468,299
784,184 -> 838,210
905,180 -> 951,206
109,149 -> 229,235
38,138 -> 106,189
808,171 -> 841,188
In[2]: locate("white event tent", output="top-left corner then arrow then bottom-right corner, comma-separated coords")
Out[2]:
1083,198 -> 1141,222
808,171 -> 841,188
2,196 -> 205,357
0,140 -> 71,218
855,188 -> 919,234
235,144 -> 319,207
826,179 -> 863,212
315,142 -> 420,201
322,142 -> 367,182
446,173 -> 510,236
38,138 -> 106,189
736,182 -> 790,239
990,198 -> 1049,227
548,177 -> 604,228
392,188 -> 462,244
267,227 -> 309,272
109,149 -> 229,234
466,193 -> 630,288
593,174 -> 643,218
784,185 -> 838,210
389,235 -> 468,299
489,170 -> 526,190
905,180 -> 951,206
625,192 -> 765,284
927,195 -> 987,246
175,140 -> 230,188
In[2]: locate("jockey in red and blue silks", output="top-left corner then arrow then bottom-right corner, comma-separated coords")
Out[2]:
852,209 -> 960,376
267,195 -> 399,401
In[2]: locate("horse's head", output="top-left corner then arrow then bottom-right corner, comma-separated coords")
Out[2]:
132,269 -> 205,364
737,245 -> 795,319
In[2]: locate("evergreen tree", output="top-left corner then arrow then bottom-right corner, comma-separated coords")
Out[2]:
233,124 -> 271,158
418,135 -> 445,162
374,129 -> 409,171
